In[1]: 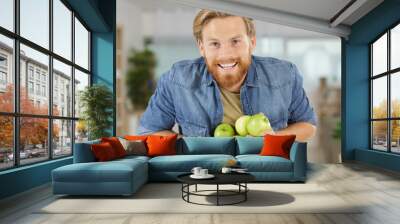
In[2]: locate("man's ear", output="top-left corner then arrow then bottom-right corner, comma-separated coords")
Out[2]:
197,40 -> 205,57
249,35 -> 256,53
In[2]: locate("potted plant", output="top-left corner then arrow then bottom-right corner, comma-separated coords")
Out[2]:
79,84 -> 113,140
126,37 -> 157,111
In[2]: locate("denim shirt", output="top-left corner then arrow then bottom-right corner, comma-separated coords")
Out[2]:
138,56 -> 317,136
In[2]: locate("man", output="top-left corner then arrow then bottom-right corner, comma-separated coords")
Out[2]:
137,10 -> 316,142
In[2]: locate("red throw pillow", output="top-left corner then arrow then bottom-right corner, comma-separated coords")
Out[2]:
124,135 -> 148,141
101,137 -> 126,158
146,134 -> 178,157
91,142 -> 117,161
259,134 -> 296,159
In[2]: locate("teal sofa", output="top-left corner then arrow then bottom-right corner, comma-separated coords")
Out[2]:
52,137 -> 307,196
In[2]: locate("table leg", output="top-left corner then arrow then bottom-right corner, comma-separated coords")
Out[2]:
217,184 -> 219,206
245,183 -> 247,201
195,184 -> 197,192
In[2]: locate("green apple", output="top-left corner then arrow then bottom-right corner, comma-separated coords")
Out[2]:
214,123 -> 235,137
246,113 -> 272,136
235,115 -> 251,136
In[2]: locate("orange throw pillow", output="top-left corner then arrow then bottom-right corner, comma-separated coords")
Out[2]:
146,134 -> 178,157
101,137 -> 126,158
124,135 -> 148,141
259,134 -> 296,159
91,142 -> 117,161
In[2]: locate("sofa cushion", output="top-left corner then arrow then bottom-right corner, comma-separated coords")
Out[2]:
236,155 -> 293,172
101,137 -> 127,158
260,134 -> 296,159
235,137 -> 263,155
178,137 -> 235,155
147,134 -> 178,157
148,154 -> 235,172
52,158 -> 147,183
91,142 -> 118,161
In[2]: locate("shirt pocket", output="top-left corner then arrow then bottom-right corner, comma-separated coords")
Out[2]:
180,120 -> 208,137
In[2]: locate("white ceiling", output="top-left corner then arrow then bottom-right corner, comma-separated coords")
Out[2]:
125,0 -> 384,38
225,0 -> 352,24
171,0 -> 384,38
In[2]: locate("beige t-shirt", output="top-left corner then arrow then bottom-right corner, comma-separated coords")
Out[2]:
219,87 -> 244,126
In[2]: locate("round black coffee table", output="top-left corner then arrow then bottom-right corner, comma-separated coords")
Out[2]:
177,173 -> 255,206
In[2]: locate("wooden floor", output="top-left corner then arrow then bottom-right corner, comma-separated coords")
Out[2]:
1,162 -> 400,224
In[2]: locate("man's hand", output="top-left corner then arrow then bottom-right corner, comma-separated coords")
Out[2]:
273,122 -> 316,142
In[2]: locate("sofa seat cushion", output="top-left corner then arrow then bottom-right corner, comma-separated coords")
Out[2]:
236,155 -> 293,172
52,159 -> 147,183
149,154 -> 235,172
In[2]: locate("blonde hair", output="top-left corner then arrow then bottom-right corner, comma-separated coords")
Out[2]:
193,9 -> 255,43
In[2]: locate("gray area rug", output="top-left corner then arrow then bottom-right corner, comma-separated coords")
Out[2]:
37,183 -> 362,214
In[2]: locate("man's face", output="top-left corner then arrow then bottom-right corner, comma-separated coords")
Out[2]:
198,16 -> 256,88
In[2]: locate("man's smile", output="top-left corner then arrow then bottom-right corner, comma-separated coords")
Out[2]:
217,62 -> 238,70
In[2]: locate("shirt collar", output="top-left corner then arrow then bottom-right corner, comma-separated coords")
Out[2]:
203,55 -> 259,87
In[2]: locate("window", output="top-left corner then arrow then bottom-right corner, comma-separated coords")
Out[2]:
35,83 -> 40,95
371,23 -> 400,154
41,73 -> 46,83
28,67 -> 34,80
0,71 -> 6,85
28,81 -> 34,94
0,0 -> 91,170
75,17 -> 89,70
0,35 -> 13,113
35,70 -> 40,81
42,85 -> 46,97
0,54 -> 7,86
0,0 -> 14,32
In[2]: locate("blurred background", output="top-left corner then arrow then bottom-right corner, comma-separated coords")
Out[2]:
116,0 -> 341,163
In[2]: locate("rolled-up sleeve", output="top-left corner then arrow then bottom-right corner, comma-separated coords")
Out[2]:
137,72 -> 176,134
288,63 -> 317,126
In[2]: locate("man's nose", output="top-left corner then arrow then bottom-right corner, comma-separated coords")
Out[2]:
218,43 -> 235,59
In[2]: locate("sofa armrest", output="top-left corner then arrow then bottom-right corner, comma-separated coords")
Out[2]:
73,140 -> 100,163
289,142 -> 307,181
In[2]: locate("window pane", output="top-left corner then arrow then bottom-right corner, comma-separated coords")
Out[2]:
53,59 -> 72,117
372,77 -> 387,119
75,18 -> 89,70
372,33 -> 387,76
75,120 -> 88,143
20,0 -> 49,49
0,34 -> 14,112
20,117 -> 49,165
372,121 -> 388,151
0,0 -> 14,31
20,44 -> 49,115
74,69 -> 89,118
0,116 -> 13,170
392,24 -> 400,70
391,120 -> 400,153
391,72 -> 400,118
53,0 -> 72,60
53,119 -> 72,158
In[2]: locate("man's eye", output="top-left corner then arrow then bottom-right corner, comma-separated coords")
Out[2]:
210,42 -> 219,47
233,39 -> 240,45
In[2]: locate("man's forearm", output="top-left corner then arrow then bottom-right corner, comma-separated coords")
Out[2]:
275,122 -> 316,142
149,130 -> 182,137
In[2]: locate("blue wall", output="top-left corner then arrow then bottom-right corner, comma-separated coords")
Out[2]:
343,0 -> 400,171
0,0 -> 116,200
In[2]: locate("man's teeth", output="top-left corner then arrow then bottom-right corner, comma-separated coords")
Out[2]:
219,63 -> 237,69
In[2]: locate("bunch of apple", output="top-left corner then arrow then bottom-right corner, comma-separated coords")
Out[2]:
214,113 -> 273,137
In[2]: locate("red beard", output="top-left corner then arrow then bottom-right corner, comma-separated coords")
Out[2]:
205,54 -> 252,89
